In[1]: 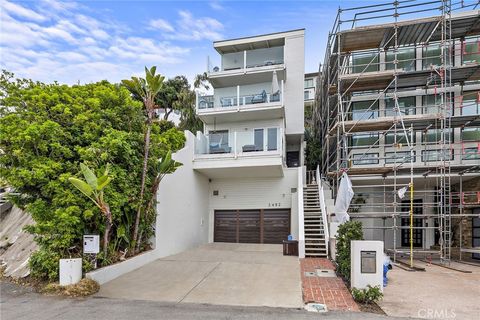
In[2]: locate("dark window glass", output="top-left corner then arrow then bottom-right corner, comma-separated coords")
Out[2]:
351,100 -> 378,120
352,52 -> 379,73
267,128 -> 278,151
254,129 -> 264,151
386,48 -> 416,71
385,96 -> 416,116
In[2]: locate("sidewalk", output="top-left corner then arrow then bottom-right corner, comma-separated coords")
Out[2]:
300,258 -> 359,312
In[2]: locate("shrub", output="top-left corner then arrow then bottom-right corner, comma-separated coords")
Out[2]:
351,285 -> 383,304
335,220 -> 363,281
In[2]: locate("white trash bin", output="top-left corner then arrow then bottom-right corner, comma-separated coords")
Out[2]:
59,258 -> 82,286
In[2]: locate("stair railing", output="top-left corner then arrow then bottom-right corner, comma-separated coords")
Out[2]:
316,165 -> 329,256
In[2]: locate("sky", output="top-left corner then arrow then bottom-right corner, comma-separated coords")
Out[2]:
0,0 -> 463,85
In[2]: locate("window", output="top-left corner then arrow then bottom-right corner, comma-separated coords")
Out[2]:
423,44 -> 441,69
385,96 -> 416,116
267,128 -> 278,151
385,132 -> 414,145
351,100 -> 378,120
463,148 -> 480,160
351,133 -> 379,147
423,95 -> 446,114
254,129 -> 264,151
461,91 -> 480,115
463,38 -> 480,65
462,127 -> 480,142
352,51 -> 379,73
385,151 -> 415,164
423,129 -> 453,143
208,130 -> 230,154
304,78 -> 314,88
422,149 -> 452,162
304,90 -> 311,100
386,47 -> 416,71
352,153 -> 379,165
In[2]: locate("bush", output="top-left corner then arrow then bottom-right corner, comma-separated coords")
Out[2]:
29,250 -> 61,282
351,285 -> 383,304
335,220 -> 363,281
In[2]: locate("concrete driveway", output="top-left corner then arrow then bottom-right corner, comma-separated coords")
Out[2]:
97,243 -> 303,308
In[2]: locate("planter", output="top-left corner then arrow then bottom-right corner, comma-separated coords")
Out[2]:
59,258 -> 82,286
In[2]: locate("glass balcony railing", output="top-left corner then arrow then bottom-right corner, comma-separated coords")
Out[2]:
196,82 -> 284,111
194,128 -> 282,157
207,46 -> 284,73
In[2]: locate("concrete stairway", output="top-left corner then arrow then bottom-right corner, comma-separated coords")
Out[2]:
303,185 -> 327,257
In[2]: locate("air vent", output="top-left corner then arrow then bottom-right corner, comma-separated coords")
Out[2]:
213,190 -> 219,196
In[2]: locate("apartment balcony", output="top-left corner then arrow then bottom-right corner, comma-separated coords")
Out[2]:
196,82 -> 284,124
192,128 -> 284,178
207,46 -> 286,87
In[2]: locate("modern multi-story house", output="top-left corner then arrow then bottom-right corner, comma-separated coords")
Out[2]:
154,29 -> 328,259
315,3 -> 480,263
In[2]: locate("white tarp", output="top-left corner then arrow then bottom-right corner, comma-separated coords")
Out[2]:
271,70 -> 280,94
333,172 -> 354,223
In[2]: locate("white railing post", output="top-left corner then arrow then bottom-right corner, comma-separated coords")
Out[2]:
195,91 -> 199,111
281,80 -> 284,105
298,167 -> 305,258
234,131 -> 237,158
317,165 -> 329,256
237,85 -> 240,108
243,50 -> 247,71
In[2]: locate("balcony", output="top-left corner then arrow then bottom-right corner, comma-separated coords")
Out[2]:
196,82 -> 284,124
192,128 -> 284,178
207,46 -> 285,87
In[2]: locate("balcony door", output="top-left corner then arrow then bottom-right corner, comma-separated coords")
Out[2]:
401,199 -> 423,248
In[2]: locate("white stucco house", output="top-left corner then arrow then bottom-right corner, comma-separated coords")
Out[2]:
154,29 -> 319,258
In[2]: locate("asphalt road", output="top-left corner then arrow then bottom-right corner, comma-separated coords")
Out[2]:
1,281 -> 404,320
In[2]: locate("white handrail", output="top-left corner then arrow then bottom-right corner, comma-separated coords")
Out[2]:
316,165 -> 329,256
298,167 -> 305,258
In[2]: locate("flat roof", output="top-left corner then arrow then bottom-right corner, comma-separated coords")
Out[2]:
214,29 -> 305,54
337,10 -> 480,51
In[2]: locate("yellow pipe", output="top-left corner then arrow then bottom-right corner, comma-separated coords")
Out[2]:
410,182 -> 414,268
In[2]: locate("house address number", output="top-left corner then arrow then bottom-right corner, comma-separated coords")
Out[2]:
268,202 -> 281,207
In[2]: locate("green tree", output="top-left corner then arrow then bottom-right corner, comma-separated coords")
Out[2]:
0,70 -> 185,281
121,66 -> 165,251
69,163 -> 113,254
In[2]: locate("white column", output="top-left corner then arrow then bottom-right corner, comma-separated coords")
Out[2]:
195,91 -> 199,111
281,80 -> 285,105
234,131 -> 238,158
237,85 -> 240,108
243,50 -> 247,70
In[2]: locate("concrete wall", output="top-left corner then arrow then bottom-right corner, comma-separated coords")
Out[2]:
155,131 -> 210,256
284,31 -> 305,136
207,168 -> 298,242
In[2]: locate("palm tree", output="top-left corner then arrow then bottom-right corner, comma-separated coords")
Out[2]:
122,66 -> 164,251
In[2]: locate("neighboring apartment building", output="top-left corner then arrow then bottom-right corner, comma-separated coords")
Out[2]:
155,30 -> 315,257
316,4 -> 480,262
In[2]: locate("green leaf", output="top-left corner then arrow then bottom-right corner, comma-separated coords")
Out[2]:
97,176 -> 112,191
68,177 -> 93,197
80,163 -> 97,188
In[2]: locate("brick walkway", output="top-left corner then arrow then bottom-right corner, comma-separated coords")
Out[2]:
300,258 -> 359,312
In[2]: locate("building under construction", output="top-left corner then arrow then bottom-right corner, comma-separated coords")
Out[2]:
315,0 -> 480,264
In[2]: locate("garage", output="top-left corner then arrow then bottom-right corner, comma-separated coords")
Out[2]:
214,209 -> 290,244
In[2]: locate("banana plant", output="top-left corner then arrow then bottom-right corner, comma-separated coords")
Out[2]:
141,151 -> 181,248
69,163 -> 113,255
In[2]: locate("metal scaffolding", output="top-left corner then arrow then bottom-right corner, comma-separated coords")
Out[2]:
315,0 -> 480,265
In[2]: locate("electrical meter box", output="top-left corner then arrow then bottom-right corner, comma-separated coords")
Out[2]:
83,235 -> 100,254
351,240 -> 383,292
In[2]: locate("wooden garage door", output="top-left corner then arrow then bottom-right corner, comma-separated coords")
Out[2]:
214,209 -> 289,244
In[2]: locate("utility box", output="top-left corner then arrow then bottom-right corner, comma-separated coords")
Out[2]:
351,240 -> 383,292
83,235 -> 100,254
59,258 -> 82,286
